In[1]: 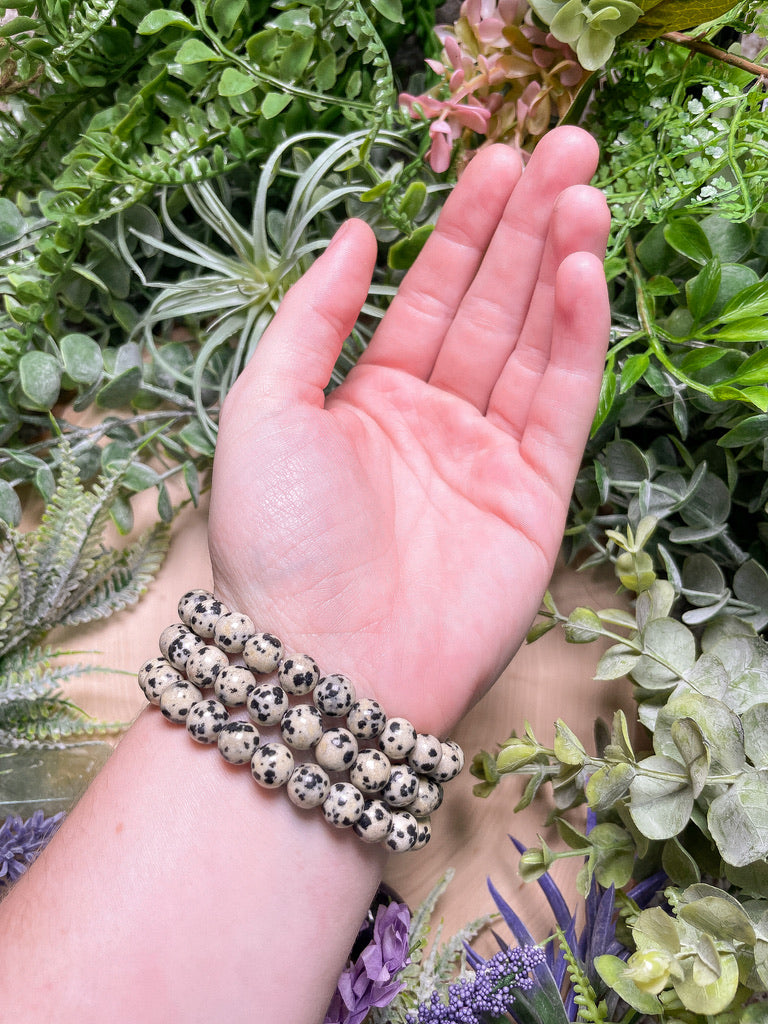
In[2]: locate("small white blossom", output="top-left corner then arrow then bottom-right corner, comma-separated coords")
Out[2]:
687,98 -> 705,115
702,85 -> 722,103
699,184 -> 719,199
681,133 -> 699,147
706,145 -> 725,159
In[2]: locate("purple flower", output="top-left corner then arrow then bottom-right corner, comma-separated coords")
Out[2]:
325,901 -> 411,1024
0,810 -> 64,887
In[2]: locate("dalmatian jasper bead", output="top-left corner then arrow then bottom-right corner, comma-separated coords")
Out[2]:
413,817 -> 432,851
322,783 -> 365,828
379,717 -> 417,760
160,680 -> 203,723
349,749 -> 391,794
383,764 -> 420,808
430,740 -> 464,782
251,742 -> 294,788
184,644 -> 229,689
178,590 -> 230,639
313,674 -> 356,717
407,733 -> 442,774
407,776 -> 444,817
186,699 -> 229,744
213,611 -> 255,654
246,682 -> 289,726
213,665 -> 255,707
346,698 -> 387,739
280,705 -> 324,750
352,799 -> 393,844
242,632 -> 284,675
138,657 -> 184,705
384,811 -> 418,854
287,763 -> 330,809
278,654 -> 320,696
159,623 -> 207,672
217,721 -> 260,764
314,728 -> 358,772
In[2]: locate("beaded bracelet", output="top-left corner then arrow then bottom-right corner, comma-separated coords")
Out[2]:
137,590 -> 464,854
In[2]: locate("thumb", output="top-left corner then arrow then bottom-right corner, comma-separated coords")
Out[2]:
227,218 -> 378,410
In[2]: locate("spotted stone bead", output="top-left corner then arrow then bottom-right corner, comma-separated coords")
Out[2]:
383,764 -> 419,808
213,612 -> 255,654
251,742 -> 294,788
413,817 -> 432,851
430,740 -> 464,783
278,654 -> 320,696
184,644 -> 229,690
246,682 -> 289,726
213,665 -> 255,707
407,776 -> 444,817
379,717 -> 417,760
287,763 -> 330,809
349,749 -> 391,794
407,733 -> 442,774
352,799 -> 393,844
186,699 -> 229,744
346,698 -> 387,739
385,810 -> 418,853
242,632 -> 283,675
159,623 -> 207,672
280,705 -> 324,750
138,657 -> 184,705
322,783 -> 365,829
313,674 -> 356,718
314,728 -> 358,772
160,680 -> 203,723
217,721 -> 260,765
178,590 -> 229,639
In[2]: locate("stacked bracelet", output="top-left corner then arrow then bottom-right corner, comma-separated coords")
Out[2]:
137,590 -> 464,854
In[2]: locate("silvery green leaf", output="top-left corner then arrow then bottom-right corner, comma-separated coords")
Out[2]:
734,560 -> 768,631
724,858 -> 768,898
679,890 -> 757,946
633,906 -> 681,954
682,593 -> 732,625
704,636 -> 768,714
554,719 -> 588,764
564,606 -> 603,643
701,615 -> 756,652
629,754 -> 693,841
611,708 -> 635,759
672,951 -> 739,1016
604,438 -> 650,484
662,836 -> 701,887
594,955 -> 663,1014
678,470 -> 731,528
708,770 -> 768,867
636,579 -> 676,631
631,618 -> 697,690
670,717 -> 710,797
743,704 -> 768,769
586,761 -> 636,810
596,642 -> 641,680
682,553 -> 726,606
654,692 -> 744,774
684,651 -> 729,701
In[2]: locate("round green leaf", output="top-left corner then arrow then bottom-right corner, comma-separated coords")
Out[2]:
218,67 -> 255,96
137,10 -> 195,33
629,754 -> 693,840
595,955 -> 663,1014
18,350 -> 62,410
664,217 -> 713,265
175,38 -> 221,64
96,367 -> 142,409
672,952 -> 739,1016
564,606 -> 603,643
0,480 -> 21,526
60,333 -> 103,386
656,692 -> 745,775
632,617 -> 696,690
708,770 -> 768,867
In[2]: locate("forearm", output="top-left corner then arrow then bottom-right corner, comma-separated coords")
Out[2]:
0,706 -> 385,1023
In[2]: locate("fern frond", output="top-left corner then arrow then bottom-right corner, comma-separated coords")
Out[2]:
555,927 -> 608,1024
57,519 -> 170,627
0,697 -> 124,749
47,0 -> 119,65
0,645 -> 98,707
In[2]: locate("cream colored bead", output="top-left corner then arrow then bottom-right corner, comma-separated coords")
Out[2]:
287,763 -> 330,809
138,657 -> 184,705
185,645 -> 229,689
251,743 -> 294,788
217,721 -> 260,764
213,665 -> 255,707
178,590 -> 230,638
186,699 -> 229,744
352,799 -> 392,843
160,680 -> 203,723
407,776 -> 443,816
159,623 -> 207,672
349,749 -> 391,794
314,728 -> 358,772
407,733 -> 442,774
213,612 -> 255,654
280,705 -> 324,750
242,632 -> 283,674
379,717 -> 417,760
278,654 -> 320,695
313,674 -> 356,717
384,810 -> 418,853
430,740 -> 464,782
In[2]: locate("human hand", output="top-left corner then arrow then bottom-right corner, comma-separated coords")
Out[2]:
208,126 -> 610,737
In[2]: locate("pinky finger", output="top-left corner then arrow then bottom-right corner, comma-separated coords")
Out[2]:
516,252 -> 610,503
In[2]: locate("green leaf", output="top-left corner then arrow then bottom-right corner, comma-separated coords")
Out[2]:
261,91 -> 292,118
670,717 -> 710,797
596,642 -> 641,680
723,348 -> 768,387
370,0 -> 404,21
18,351 -> 61,410
137,10 -> 195,33
619,352 -> 650,393
656,692 -> 745,775
686,258 -> 721,320
718,279 -> 768,322
278,35 -> 314,81
708,770 -> 768,867
591,362 -> 616,433
95,367 -> 142,409
175,39 -> 221,64
662,836 -> 701,886
60,333 -> 103,386
564,606 -> 603,643
0,480 -> 21,527
679,888 -> 757,945
212,0 -> 246,36
586,761 -> 636,811
387,225 -> 434,271
629,754 -> 693,840
672,952 -> 739,1016
664,217 -> 712,265
554,719 -> 587,765
743,704 -> 768,769
218,67 -> 255,96
632,617 -> 696,690
595,955 -> 663,1014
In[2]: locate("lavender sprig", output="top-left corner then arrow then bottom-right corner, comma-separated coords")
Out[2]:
0,810 -> 64,887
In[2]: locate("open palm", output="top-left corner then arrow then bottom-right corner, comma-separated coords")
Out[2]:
209,128 -> 610,736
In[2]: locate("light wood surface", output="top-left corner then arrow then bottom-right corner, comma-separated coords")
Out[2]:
54,492 -> 631,949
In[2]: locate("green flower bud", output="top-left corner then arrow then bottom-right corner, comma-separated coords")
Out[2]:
624,950 -> 673,995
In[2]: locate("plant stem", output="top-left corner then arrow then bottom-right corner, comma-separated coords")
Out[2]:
661,31 -> 768,79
